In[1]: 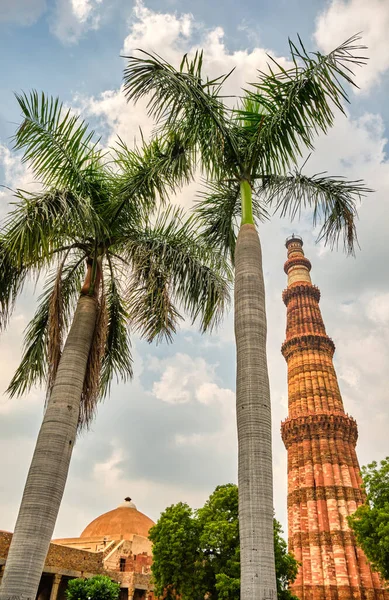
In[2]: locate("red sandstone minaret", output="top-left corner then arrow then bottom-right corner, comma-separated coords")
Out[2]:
280,235 -> 387,600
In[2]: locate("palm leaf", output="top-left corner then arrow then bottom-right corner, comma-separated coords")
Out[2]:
14,91 -> 106,195
3,188 -> 94,265
239,34 -> 367,174
125,228 -> 182,344
7,254 -> 86,398
122,50 -> 239,178
194,179 -> 269,262
261,169 -> 371,254
0,238 -> 27,330
195,180 -> 241,261
124,207 -> 232,336
111,132 -> 195,225
99,259 -> 133,396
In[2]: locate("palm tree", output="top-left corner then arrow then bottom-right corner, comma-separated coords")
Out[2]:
122,35 -> 369,600
0,91 -> 230,600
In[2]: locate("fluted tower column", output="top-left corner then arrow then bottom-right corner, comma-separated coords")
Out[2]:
280,235 -> 387,600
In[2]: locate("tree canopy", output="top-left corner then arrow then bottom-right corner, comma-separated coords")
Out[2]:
0,91 -> 231,428
149,484 -> 298,600
66,575 -> 120,600
123,36 -> 370,261
348,457 -> 389,580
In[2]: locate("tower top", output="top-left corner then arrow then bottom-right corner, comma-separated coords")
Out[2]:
285,234 -> 303,248
284,235 -> 311,286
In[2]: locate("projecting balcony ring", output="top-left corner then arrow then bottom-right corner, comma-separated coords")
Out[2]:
282,284 -> 321,305
281,334 -> 335,359
284,257 -> 312,274
280,413 -> 358,448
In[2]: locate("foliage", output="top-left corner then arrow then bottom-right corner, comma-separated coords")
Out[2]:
123,36 -> 371,259
66,575 -> 120,600
348,457 -> 389,581
149,484 -> 299,600
1,91 -> 231,427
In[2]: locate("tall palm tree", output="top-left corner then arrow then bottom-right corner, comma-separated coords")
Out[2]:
0,91 -> 230,600
122,35 -> 369,600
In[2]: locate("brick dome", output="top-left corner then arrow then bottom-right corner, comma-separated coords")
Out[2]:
80,498 -> 155,540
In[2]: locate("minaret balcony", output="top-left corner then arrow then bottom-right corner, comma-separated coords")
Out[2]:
281,411 -> 358,448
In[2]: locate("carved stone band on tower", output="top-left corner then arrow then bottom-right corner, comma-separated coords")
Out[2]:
280,236 -> 388,600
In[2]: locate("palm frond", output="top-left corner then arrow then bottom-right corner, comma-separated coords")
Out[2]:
122,50 -> 239,178
112,132 -> 195,223
0,238 -> 27,330
194,179 -> 269,262
129,271 -> 181,344
99,258 -> 133,397
261,169 -> 371,254
240,34 -> 367,173
7,291 -> 49,398
125,224 -> 182,344
14,91 -> 106,195
3,188 -> 93,265
195,180 -> 241,262
7,254 -> 86,398
124,207 -> 232,336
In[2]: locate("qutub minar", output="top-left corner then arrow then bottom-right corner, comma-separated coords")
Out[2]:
280,235 -> 388,600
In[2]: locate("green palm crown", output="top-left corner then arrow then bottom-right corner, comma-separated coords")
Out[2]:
0,91 -> 231,427
123,35 -> 371,260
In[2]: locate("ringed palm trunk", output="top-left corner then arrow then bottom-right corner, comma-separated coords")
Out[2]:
235,180 -> 277,600
0,289 -> 98,600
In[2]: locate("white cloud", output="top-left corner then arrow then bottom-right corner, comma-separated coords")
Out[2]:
150,353 -> 230,406
78,0 -> 292,151
314,0 -> 389,92
122,0 -> 193,62
74,88 -> 153,150
50,0 -> 104,44
0,0 -> 46,25
149,353 -> 236,458
0,144 -> 42,218
366,292 -> 389,324
0,144 -> 29,188
93,444 -> 125,490
71,0 -> 102,23
121,0 -> 291,95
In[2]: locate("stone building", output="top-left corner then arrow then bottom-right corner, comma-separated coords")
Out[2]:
281,236 -> 388,600
0,498 -> 155,600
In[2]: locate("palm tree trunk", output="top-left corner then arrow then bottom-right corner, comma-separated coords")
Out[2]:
0,293 -> 98,600
235,217 -> 277,600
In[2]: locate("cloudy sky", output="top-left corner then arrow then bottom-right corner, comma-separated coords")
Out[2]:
0,0 -> 389,540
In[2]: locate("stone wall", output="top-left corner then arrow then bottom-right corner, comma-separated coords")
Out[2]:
0,531 -> 104,575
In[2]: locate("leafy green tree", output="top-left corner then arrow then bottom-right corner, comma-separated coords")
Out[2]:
348,457 -> 389,580
66,575 -> 120,600
149,484 -> 298,600
123,36 -> 369,600
0,92 -> 230,600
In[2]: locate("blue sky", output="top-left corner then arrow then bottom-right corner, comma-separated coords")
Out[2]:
0,0 -> 389,540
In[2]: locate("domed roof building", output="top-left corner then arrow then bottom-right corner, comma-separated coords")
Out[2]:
0,498 -> 156,600
80,498 -> 155,541
53,497 -> 155,600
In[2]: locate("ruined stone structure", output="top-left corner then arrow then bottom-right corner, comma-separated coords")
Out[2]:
281,235 -> 388,600
0,498 -> 155,600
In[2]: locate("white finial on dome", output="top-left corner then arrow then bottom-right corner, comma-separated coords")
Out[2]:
118,496 -> 137,509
